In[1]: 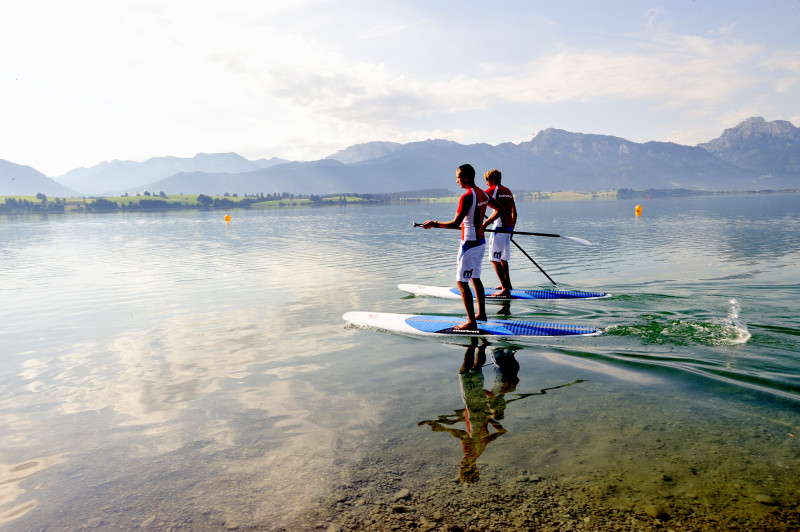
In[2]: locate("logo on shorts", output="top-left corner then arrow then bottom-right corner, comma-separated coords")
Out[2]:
493,251 -> 502,259
462,269 -> 473,279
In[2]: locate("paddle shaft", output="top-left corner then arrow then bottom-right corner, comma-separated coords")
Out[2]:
412,223 -> 559,287
510,236 -> 558,287
413,222 -> 558,238
485,228 -> 560,238
414,223 -> 589,244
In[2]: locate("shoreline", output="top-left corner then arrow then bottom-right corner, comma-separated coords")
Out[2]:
287,373 -> 800,532
293,462 -> 797,532
1,188 -> 798,215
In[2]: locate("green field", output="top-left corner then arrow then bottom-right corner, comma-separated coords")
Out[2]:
0,193 -> 391,214
1,190 -> 625,215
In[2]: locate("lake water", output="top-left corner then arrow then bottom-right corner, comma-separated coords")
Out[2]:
1,193 -> 798,530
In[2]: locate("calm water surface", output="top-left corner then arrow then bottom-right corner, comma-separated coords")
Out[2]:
1,194 -> 798,530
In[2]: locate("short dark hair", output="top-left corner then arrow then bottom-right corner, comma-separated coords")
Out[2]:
457,164 -> 476,182
485,169 -> 502,184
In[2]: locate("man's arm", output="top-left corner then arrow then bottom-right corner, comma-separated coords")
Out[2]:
509,193 -> 517,228
483,194 -> 505,228
422,193 -> 471,229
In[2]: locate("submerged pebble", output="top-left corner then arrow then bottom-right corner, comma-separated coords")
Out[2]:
392,488 -> 411,501
755,494 -> 779,506
644,504 -> 669,520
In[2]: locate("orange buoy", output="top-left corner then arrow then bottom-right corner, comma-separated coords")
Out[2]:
224,214 -> 231,222
635,205 -> 642,216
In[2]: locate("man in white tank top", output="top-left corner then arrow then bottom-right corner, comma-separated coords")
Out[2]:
483,169 -> 517,297
421,164 -> 503,330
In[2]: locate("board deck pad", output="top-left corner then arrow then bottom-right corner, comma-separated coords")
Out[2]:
398,284 -> 611,301
343,311 -> 603,339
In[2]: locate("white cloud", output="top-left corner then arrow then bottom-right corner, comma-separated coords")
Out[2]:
709,22 -> 738,36
644,7 -> 664,29
0,2 -> 798,175
480,33 -> 762,109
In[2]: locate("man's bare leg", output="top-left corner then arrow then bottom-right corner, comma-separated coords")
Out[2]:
502,260 -> 512,291
454,281 -> 478,330
472,277 -> 488,322
460,340 -> 487,373
490,261 -> 512,297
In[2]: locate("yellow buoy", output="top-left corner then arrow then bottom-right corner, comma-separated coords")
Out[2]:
635,205 -> 642,216
224,214 -> 231,222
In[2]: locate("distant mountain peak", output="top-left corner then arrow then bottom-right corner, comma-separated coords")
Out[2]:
0,159 -> 77,196
53,152 -> 266,195
699,117 -> 800,175
326,141 -> 403,164
705,117 -> 800,143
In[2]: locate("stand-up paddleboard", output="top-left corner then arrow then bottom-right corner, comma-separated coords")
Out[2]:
398,284 -> 611,301
343,311 -> 603,339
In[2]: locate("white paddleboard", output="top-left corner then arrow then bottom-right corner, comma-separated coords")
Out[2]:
343,311 -> 603,340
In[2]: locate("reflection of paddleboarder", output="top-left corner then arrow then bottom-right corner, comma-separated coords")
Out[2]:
486,347 -> 521,421
419,342 -> 506,483
418,342 -> 586,483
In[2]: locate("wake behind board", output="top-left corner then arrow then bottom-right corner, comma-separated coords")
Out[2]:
398,284 -> 611,301
343,311 -> 603,340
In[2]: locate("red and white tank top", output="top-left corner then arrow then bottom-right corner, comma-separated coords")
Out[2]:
486,184 -> 515,228
459,187 -> 489,242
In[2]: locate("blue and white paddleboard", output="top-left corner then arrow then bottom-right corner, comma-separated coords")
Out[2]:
343,311 -> 603,339
398,284 -> 611,301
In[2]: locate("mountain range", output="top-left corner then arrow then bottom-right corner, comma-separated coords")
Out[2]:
1,117 -> 798,197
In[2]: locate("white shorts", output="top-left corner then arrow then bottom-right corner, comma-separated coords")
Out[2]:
490,229 -> 512,262
457,239 -> 485,283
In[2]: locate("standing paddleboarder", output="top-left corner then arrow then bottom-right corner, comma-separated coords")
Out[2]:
482,169 -> 517,298
422,164 -> 502,330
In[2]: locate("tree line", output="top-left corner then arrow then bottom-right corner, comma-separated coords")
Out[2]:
0,192 -> 398,214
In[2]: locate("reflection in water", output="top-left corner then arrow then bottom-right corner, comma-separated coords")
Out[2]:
0,455 -> 65,524
489,301 -> 512,317
418,341 -> 584,483
424,341 -> 509,484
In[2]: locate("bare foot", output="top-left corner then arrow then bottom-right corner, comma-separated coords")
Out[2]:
475,314 -> 487,322
489,290 -> 511,298
453,321 -> 478,331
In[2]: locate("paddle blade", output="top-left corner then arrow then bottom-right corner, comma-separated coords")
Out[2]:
561,235 -> 593,246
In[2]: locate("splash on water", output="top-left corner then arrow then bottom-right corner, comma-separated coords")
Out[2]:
607,298 -> 751,347
720,298 -> 751,345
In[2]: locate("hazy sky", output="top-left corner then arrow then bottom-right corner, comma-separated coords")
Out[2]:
2,0 -> 799,176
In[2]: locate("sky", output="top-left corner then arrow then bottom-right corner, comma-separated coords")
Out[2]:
2,0 -> 799,177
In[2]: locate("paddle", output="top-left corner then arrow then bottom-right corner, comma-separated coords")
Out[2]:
412,223 -> 593,246
413,222 -> 561,287
510,236 -> 558,287
484,228 -> 593,246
